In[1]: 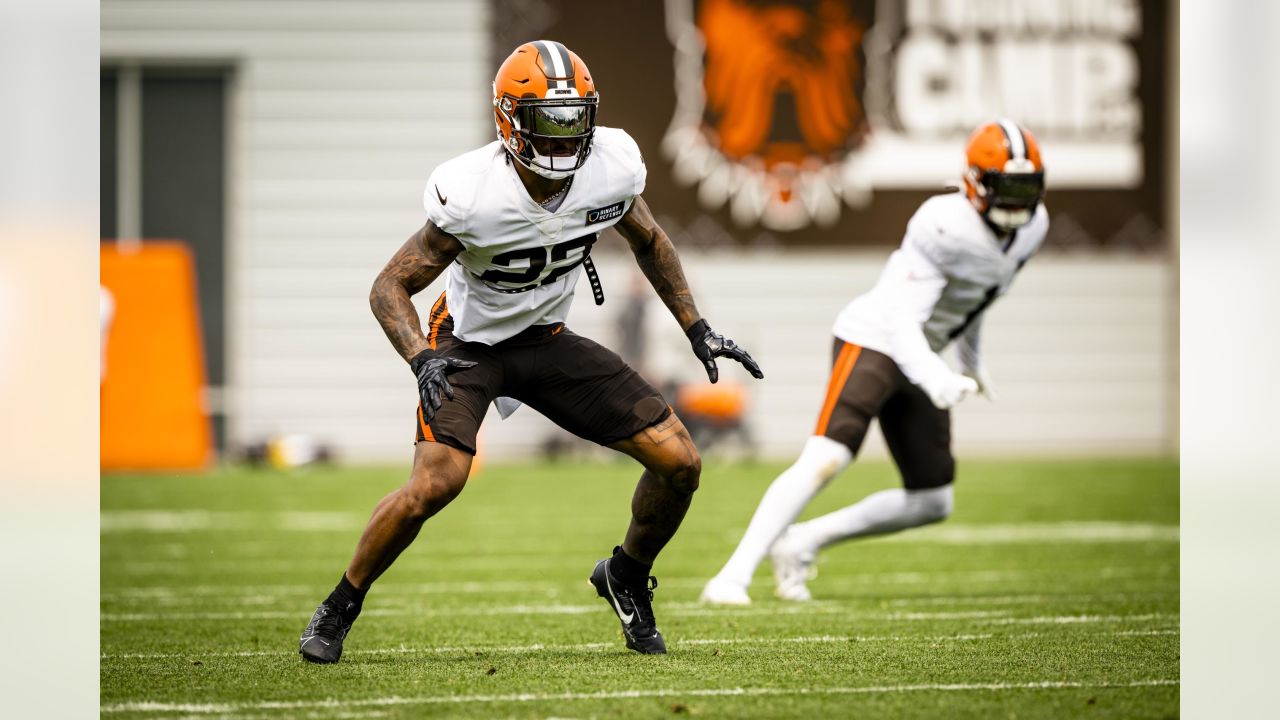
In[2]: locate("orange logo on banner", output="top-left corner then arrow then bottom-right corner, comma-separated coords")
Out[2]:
701,0 -> 867,167
663,0 -> 871,230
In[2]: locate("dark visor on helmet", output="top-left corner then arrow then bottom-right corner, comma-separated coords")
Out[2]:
527,104 -> 591,137
517,100 -> 596,139
982,171 -> 1044,208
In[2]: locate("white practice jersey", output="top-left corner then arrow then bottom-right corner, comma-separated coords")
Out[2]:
832,192 -> 1048,394
423,126 -> 646,344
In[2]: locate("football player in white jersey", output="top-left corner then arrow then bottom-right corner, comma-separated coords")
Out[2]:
701,120 -> 1048,605
299,40 -> 762,662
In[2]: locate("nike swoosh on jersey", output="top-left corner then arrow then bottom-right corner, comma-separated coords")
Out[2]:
435,185 -> 448,205
604,564 -> 635,624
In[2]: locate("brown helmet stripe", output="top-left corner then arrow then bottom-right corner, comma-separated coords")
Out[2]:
534,39 -> 575,89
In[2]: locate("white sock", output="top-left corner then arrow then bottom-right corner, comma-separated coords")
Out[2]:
792,485 -> 954,550
714,436 -> 852,587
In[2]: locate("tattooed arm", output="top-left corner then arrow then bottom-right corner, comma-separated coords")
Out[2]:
616,195 -> 763,382
615,195 -> 702,331
369,221 -> 464,362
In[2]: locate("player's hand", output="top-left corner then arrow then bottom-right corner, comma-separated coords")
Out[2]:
962,366 -> 998,402
927,372 -> 979,410
409,348 -> 477,422
685,319 -> 764,384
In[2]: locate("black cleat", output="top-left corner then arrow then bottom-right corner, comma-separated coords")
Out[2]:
589,556 -> 667,654
299,601 -> 355,664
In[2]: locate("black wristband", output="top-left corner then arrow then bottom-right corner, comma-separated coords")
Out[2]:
409,348 -> 437,373
684,319 -> 709,343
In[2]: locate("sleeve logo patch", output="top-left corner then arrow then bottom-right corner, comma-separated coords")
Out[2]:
586,201 -> 624,224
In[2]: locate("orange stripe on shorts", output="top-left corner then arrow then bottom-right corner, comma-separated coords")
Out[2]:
813,342 -> 862,436
427,298 -> 450,350
426,292 -> 446,323
417,403 -> 436,442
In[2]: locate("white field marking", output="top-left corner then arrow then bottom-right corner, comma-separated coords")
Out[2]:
227,707 -> 389,712
100,679 -> 1179,714
989,613 -> 1175,625
883,592 -> 1172,607
101,513 -> 1178,543
100,602 -> 859,622
108,556 -> 580,575
102,580 -> 551,602
104,589 -> 1171,611
838,565 -> 1174,587
100,510 -> 366,532
100,628 -> 1182,661
100,602 -> 1177,625
104,633 -> 1008,660
893,522 -> 1179,544
100,565 -> 1176,602
882,611 -> 1011,620
105,602 -> 996,623
101,605 -> 600,622
105,559 -> 1178,581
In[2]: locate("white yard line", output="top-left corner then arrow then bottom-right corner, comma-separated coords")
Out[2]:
100,511 -> 367,532
104,580 -> 546,599
897,522 -> 1179,544
105,634 -> 992,660
101,604 -> 1008,622
101,605 -> 601,622
101,679 -> 1179,714
101,565 -> 1177,602
101,512 -> 1178,542
101,601 -> 1179,623
989,613 -> 1175,625
883,592 -> 1171,606
103,628 -> 1184,660
103,590 -> 1173,612
882,610 -> 1011,620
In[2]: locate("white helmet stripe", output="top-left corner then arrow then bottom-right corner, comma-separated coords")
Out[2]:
537,39 -> 570,89
997,118 -> 1026,160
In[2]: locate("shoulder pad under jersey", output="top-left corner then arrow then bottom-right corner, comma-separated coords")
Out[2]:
423,142 -> 500,236
589,126 -> 647,197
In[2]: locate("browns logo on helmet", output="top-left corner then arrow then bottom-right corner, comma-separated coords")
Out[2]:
962,119 -> 1046,233
493,40 -> 599,180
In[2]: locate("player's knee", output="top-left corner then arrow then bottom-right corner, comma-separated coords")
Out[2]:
401,472 -> 466,521
910,485 -> 954,524
668,450 -> 701,496
795,435 -> 854,486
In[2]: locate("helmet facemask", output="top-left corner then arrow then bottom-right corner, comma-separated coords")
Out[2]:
972,168 -> 1044,232
496,95 -> 598,180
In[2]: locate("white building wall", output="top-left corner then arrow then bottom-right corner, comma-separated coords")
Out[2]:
100,0 -> 494,455
102,2 -> 1176,462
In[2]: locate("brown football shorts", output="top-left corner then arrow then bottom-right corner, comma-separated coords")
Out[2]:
812,338 -> 954,489
413,293 -> 671,455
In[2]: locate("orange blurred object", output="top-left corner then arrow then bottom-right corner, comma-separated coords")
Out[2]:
676,382 -> 747,426
100,242 -> 212,470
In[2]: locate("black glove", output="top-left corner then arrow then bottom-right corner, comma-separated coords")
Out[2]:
409,349 -> 477,423
685,319 -> 764,384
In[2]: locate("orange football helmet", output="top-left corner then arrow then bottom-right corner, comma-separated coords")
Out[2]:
493,41 -> 599,179
962,119 -> 1045,232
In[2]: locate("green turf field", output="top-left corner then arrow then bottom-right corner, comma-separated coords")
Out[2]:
101,457 -> 1178,718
